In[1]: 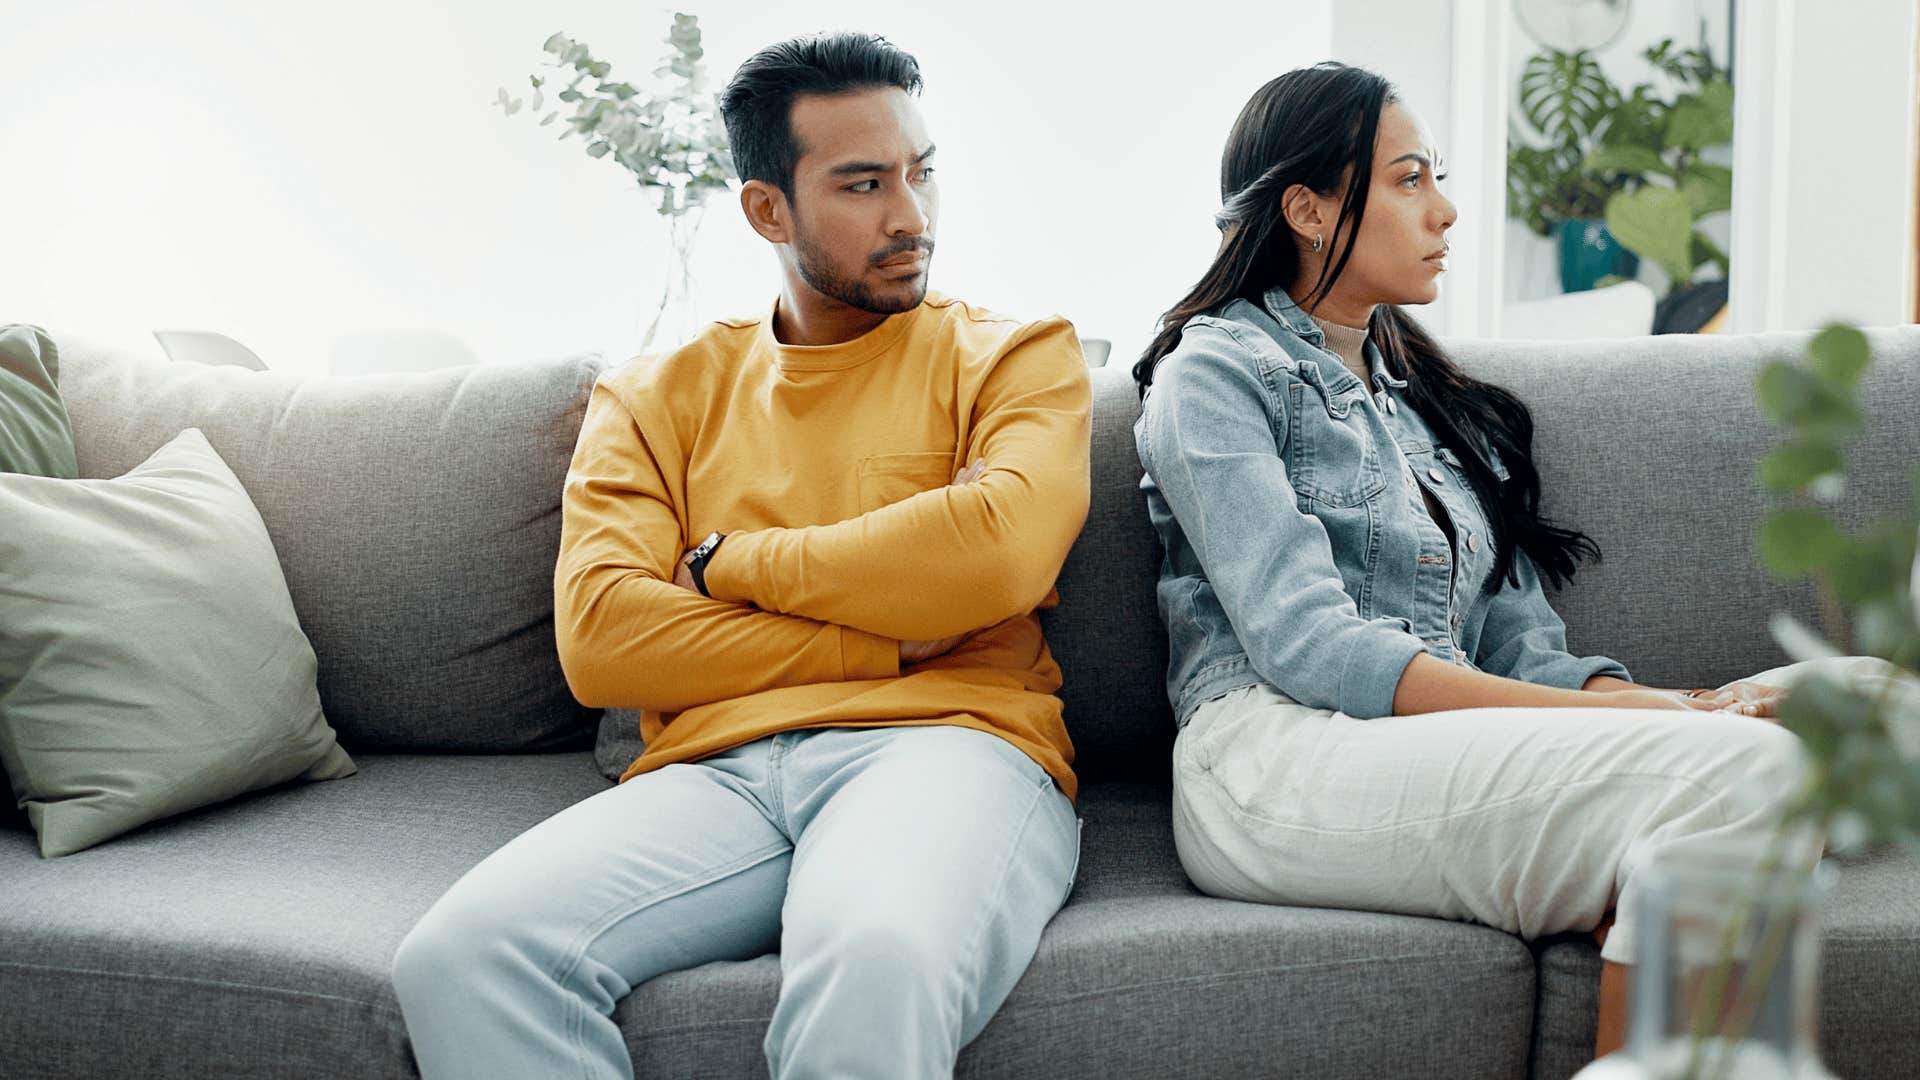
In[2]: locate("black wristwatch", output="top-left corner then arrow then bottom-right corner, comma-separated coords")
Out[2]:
685,531 -> 726,597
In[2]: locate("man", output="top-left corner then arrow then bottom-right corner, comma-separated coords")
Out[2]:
391,31 -> 1092,1079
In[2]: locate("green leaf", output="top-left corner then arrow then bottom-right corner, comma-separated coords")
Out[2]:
1689,231 -> 1729,276
1678,163 -> 1732,217
586,140 -> 611,158
587,60 -> 611,79
1769,611 -> 1842,662
1583,144 -> 1670,179
543,32 -> 570,53
1757,441 -> 1845,493
1759,507 -> 1845,580
1518,48 -> 1613,145
1756,361 -> 1816,425
1809,324 -> 1871,388
1854,594 -> 1918,657
1605,186 -> 1696,286
1663,79 -> 1735,149
558,89 -> 581,103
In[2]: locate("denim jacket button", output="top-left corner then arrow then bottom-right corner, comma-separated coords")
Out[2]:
1428,468 -> 1444,483
1467,533 -> 1480,552
1385,397 -> 1398,415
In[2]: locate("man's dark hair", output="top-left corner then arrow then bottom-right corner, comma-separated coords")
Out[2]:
719,32 -> 923,202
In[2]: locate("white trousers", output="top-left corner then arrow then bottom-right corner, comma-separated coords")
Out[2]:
1170,656 -> 1910,964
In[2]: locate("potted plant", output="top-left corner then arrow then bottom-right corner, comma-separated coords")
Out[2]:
1508,46 -> 1638,294
1575,325 -> 1920,1079
1508,37 -> 1735,331
1584,40 -> 1734,334
497,13 -> 735,353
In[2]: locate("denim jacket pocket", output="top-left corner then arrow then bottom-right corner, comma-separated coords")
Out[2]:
1285,381 -> 1386,508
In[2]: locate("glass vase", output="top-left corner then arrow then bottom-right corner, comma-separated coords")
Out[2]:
638,203 -> 707,357
1574,847 -> 1835,1080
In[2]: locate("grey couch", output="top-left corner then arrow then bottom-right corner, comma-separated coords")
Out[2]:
4,325 -> 1917,1079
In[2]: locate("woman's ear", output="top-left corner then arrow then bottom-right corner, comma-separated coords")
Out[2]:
740,180 -> 791,244
1280,182 -> 1328,250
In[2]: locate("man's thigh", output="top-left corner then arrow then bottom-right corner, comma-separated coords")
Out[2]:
405,745 -> 794,992
780,725 -> 1078,918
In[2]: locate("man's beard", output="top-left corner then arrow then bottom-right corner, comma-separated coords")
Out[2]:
792,232 -> 933,315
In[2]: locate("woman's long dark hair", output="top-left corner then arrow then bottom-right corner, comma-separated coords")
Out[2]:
1134,62 -> 1597,590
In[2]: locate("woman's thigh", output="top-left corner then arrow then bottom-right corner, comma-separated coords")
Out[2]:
1171,683 -> 1806,940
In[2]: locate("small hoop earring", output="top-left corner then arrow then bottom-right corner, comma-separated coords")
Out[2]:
1312,234 -> 1324,253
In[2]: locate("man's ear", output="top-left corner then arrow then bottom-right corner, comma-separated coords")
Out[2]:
1280,183 -> 1328,248
740,180 -> 791,244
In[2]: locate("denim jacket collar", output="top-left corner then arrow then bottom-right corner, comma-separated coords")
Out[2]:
1259,285 -> 1411,395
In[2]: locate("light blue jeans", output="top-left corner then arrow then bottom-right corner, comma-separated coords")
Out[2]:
390,723 -> 1082,1079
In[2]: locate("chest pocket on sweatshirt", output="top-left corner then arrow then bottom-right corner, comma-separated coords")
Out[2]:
858,451 -> 953,512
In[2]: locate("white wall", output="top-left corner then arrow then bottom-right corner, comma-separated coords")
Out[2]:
1331,0 -> 1470,338
0,0 -> 1334,374
1731,0 -> 1916,330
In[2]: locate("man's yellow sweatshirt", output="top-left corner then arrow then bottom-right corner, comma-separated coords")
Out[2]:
554,292 -> 1092,801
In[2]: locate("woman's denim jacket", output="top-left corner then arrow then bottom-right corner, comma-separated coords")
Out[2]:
1134,286 -> 1629,726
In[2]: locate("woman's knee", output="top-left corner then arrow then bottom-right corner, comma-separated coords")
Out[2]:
1720,719 -> 1809,817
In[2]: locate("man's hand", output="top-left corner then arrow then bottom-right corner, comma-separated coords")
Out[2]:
897,458 -> 989,665
672,548 -> 700,592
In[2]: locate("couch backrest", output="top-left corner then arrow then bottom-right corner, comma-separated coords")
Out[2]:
54,336 -> 602,754
1048,327 -> 1920,787
49,326 -> 1920,776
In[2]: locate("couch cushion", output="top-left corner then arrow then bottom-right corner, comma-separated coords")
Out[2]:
0,763 -> 1535,1079
0,751 -> 611,1079
624,783 -> 1537,1079
49,335 -> 605,753
1448,327 -> 1920,690
1527,844 -> 1920,1080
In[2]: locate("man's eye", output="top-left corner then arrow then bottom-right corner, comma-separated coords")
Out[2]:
849,180 -> 879,193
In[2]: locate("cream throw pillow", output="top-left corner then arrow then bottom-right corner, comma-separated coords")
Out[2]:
0,427 -> 355,857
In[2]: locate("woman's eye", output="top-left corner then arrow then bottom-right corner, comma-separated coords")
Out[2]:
1402,172 -> 1422,187
916,166 -> 936,182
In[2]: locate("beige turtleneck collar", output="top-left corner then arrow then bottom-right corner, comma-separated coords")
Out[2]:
1309,314 -> 1371,383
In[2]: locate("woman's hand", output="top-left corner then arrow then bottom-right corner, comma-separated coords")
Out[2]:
1601,688 -> 1723,712
1694,681 -> 1788,720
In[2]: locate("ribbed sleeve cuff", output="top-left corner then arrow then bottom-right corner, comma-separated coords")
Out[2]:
1336,622 -> 1428,719
840,626 -> 900,682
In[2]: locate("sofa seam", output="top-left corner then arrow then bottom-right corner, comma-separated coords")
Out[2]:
0,958 -> 404,1017
624,953 -> 1530,1040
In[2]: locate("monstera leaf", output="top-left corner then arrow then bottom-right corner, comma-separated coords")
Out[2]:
1518,48 -> 1613,148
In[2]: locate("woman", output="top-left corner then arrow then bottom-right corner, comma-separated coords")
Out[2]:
1131,62 -> 1881,1057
